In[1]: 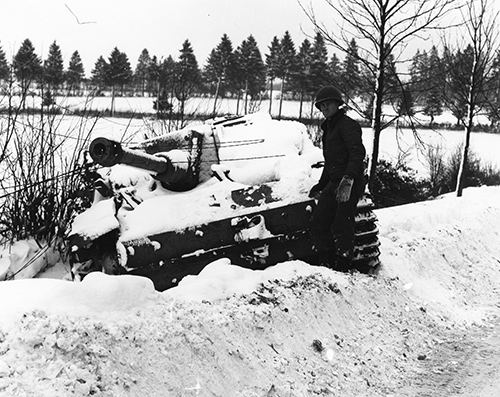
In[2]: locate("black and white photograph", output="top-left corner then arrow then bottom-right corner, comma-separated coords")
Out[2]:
0,0 -> 499,395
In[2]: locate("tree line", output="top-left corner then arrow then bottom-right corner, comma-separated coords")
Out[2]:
1,33 -> 497,124
408,44 -> 500,128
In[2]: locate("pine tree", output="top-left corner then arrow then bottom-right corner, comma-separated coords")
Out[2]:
66,51 -> 85,95
397,88 -> 415,117
91,56 -> 108,93
328,54 -> 341,84
203,34 -> 235,115
234,35 -> 266,114
160,55 -> 176,94
265,36 -> 281,113
326,52 -> 343,118
409,49 -> 429,104
383,46 -> 399,104
446,46 -> 474,126
13,39 -> 42,93
295,39 -> 313,118
310,33 -> 329,86
135,49 -> 151,96
276,31 -> 297,118
422,46 -> 443,125
356,60 -> 376,120
176,39 -> 201,119
409,50 -> 421,84
409,50 -> 420,103
0,44 -> 9,81
106,47 -> 132,89
106,47 -> 132,114
44,41 -> 64,91
148,55 -> 160,95
153,55 -> 176,115
487,50 -> 500,128
340,39 -> 361,103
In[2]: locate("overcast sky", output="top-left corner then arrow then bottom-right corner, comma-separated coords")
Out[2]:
0,0 -> 327,75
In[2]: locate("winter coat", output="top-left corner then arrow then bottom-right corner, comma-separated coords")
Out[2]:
317,110 -> 366,186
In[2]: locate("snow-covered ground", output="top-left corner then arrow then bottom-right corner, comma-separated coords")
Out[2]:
1,95 -> 492,125
0,186 -> 498,396
2,110 -> 498,182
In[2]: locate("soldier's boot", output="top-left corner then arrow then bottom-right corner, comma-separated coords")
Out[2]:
332,248 -> 354,272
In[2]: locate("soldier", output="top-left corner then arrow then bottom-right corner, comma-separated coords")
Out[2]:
309,86 -> 366,270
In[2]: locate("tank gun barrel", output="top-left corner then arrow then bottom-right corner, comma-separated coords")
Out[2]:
89,137 -> 171,173
89,137 -> 197,191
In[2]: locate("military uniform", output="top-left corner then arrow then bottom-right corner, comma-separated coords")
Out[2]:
310,89 -> 366,267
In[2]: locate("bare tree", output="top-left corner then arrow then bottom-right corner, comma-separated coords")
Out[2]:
301,0 -> 458,189
449,0 -> 499,196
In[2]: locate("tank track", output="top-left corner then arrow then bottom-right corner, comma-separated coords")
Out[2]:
353,193 -> 381,272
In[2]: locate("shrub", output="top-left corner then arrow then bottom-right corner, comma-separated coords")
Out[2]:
0,103 -> 96,260
424,145 -> 500,195
372,159 -> 431,208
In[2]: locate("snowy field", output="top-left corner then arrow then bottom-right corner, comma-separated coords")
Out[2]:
0,94 -> 493,125
0,186 -> 498,395
2,94 -> 499,179
24,112 -> 500,178
362,126 -> 500,176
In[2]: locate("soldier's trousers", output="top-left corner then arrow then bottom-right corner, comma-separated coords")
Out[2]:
310,177 -> 365,257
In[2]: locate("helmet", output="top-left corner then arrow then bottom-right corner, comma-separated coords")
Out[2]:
314,86 -> 344,109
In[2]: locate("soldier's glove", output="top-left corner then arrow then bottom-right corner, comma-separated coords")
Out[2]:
308,183 -> 324,199
336,176 -> 354,203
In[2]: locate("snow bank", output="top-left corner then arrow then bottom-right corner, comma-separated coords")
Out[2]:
0,273 -> 156,327
378,186 -> 500,323
0,240 -> 59,281
164,258 -> 348,302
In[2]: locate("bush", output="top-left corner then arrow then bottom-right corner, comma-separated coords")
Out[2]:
0,102 -> 96,259
153,90 -> 173,114
424,145 -> 500,195
372,159 -> 431,208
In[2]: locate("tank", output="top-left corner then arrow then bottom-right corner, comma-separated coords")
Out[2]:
68,113 -> 380,291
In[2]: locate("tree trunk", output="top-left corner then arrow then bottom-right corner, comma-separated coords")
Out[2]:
368,50 -> 386,192
268,78 -> 274,115
244,80 -> 249,114
111,85 -> 116,117
236,91 -> 241,115
156,81 -> 161,118
212,78 -> 221,117
278,78 -> 285,119
456,119 -> 472,197
299,91 -> 304,119
180,98 -> 186,126
456,53 -> 478,197
169,84 -> 175,128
